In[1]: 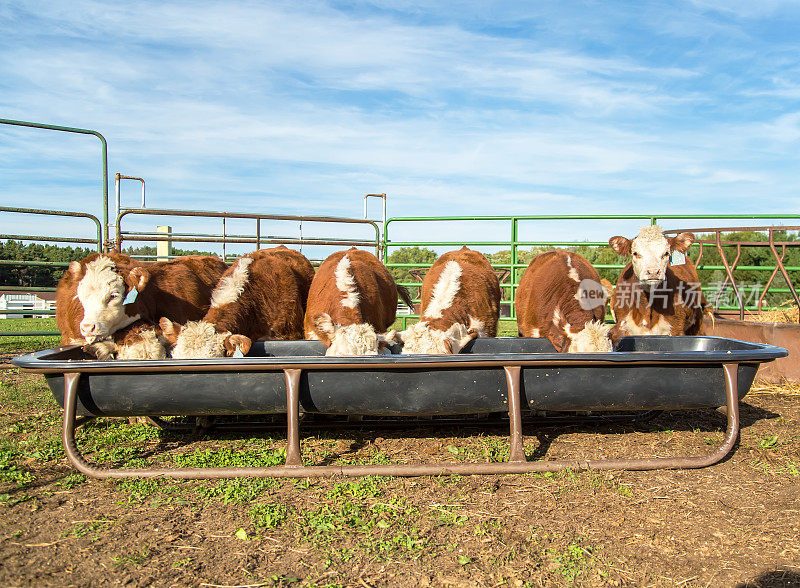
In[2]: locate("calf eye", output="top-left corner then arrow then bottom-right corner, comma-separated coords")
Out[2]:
662,252 -> 670,258
632,252 -> 641,258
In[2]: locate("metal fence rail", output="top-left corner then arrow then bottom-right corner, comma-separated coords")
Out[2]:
0,207 -> 103,337
384,214 -> 800,327
116,208 -> 382,260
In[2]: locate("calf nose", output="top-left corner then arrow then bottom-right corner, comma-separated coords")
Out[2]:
80,321 -> 100,341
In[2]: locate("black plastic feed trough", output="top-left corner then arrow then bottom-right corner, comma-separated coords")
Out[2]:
13,336 -> 787,479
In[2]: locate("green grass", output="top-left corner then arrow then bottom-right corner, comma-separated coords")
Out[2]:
0,317 -> 60,351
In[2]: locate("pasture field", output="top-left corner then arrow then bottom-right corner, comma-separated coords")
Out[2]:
1,340 -> 799,587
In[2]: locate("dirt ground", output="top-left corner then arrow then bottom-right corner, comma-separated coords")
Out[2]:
1,352 -> 798,587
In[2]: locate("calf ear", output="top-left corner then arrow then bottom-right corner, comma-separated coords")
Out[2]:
68,261 -> 82,277
457,330 -> 479,352
313,313 -> 336,339
600,279 -> 615,302
223,334 -> 252,357
608,236 -> 631,257
126,267 -> 150,292
669,232 -> 694,253
378,329 -> 397,343
158,317 -> 181,345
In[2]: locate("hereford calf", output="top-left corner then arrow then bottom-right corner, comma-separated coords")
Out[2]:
57,253 -> 227,359
162,247 -> 314,358
304,248 -> 412,356
515,250 -> 612,353
87,320 -> 169,360
398,246 -> 501,354
608,225 -> 708,339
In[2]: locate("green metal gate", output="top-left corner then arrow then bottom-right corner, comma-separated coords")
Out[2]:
383,214 -> 800,329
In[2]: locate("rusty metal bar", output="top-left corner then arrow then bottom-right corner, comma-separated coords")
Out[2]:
59,363 -> 742,479
758,244 -> 786,311
715,231 -> 745,320
116,208 -> 382,257
768,229 -> 800,322
504,366 -> 525,462
284,369 -> 302,467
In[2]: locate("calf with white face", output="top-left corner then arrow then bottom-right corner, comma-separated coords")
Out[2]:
72,256 -> 145,343
609,225 -> 694,291
397,247 -> 500,355
608,226 -> 707,339
304,248 -> 407,356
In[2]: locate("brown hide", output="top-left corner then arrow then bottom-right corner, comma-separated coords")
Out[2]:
203,248 -> 313,341
129,255 -> 229,324
515,250 -> 605,352
419,246 -> 500,336
610,260 -> 707,340
304,248 -> 397,345
247,246 -> 315,311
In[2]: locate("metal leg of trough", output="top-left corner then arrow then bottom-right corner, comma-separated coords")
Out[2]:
59,364 -> 742,479
504,366 -> 526,462
284,369 -> 302,467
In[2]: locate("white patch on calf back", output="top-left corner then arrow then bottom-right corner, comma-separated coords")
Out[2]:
334,256 -> 360,309
423,261 -> 462,319
566,255 -> 580,282
211,257 -> 253,308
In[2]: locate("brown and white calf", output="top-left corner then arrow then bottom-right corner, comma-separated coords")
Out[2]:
56,253 -> 227,358
515,250 -> 612,352
398,246 -> 501,354
161,247 -> 315,358
304,248 -> 412,356
608,225 -> 708,339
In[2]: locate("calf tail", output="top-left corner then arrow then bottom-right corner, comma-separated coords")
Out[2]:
396,284 -> 415,310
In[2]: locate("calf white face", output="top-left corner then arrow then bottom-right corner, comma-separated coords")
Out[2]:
161,319 -> 251,359
313,314 -> 394,356
566,321 -> 613,353
326,323 -> 380,356
399,321 -> 477,355
74,257 -> 142,343
609,226 -> 694,289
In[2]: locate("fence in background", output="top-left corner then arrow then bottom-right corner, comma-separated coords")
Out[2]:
383,214 -> 800,328
0,207 -> 102,337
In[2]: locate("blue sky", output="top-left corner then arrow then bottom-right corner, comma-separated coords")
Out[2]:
1,1 -> 799,253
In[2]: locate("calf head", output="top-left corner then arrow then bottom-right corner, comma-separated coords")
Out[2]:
160,318 -> 252,359
609,226 -> 694,290
397,321 -> 478,354
72,256 -> 146,343
566,321 -> 613,353
313,314 -> 395,356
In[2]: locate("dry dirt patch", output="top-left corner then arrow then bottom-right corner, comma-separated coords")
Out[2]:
1,364 -> 798,587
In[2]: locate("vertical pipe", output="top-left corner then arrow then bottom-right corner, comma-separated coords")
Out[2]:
284,369 -> 302,466
504,366 -> 526,462
256,218 -> 261,250
222,217 -> 227,261
768,229 -> 800,322
510,218 -> 518,319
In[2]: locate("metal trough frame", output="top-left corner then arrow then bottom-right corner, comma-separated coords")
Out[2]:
56,360 -> 741,479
